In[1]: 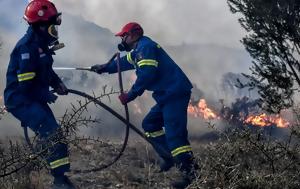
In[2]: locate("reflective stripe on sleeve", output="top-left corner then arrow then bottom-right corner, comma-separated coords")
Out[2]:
137,59 -> 158,67
171,145 -> 192,157
127,52 -> 135,64
17,72 -> 36,82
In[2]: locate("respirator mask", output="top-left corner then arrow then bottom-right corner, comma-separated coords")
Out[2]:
117,35 -> 132,52
47,24 -> 65,51
118,41 -> 131,52
37,13 -> 64,51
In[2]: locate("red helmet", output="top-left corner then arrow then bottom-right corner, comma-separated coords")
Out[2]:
115,22 -> 144,37
24,0 -> 61,24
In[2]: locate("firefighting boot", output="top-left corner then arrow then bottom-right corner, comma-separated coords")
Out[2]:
52,175 -> 76,189
158,156 -> 174,172
171,153 -> 199,189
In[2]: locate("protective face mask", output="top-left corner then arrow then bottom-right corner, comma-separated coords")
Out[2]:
48,25 -> 58,40
118,41 -> 132,52
46,25 -> 64,51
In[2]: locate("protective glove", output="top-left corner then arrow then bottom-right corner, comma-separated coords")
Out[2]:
47,92 -> 58,104
91,64 -> 108,74
118,93 -> 130,105
55,82 -> 68,95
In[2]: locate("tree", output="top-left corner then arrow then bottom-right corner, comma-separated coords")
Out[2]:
221,72 -> 259,99
227,0 -> 300,113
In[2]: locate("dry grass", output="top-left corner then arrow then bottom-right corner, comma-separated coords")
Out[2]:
2,98 -> 300,188
2,123 -> 300,189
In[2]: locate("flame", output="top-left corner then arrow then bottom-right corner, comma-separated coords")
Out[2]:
188,98 -> 289,128
188,99 -> 218,120
120,74 -> 291,129
244,113 -> 289,128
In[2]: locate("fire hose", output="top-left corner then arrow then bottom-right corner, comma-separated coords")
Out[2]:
23,54 -> 170,174
73,52 -> 130,173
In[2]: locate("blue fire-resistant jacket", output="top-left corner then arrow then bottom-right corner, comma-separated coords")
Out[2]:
104,36 -> 193,103
4,27 -> 62,110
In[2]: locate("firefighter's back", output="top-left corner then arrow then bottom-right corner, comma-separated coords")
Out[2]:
138,36 -> 193,103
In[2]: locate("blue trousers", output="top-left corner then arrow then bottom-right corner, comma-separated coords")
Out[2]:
142,93 -> 194,170
10,102 -> 70,176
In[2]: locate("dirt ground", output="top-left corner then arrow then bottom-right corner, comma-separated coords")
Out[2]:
1,138 -> 203,189
3,125 -> 299,189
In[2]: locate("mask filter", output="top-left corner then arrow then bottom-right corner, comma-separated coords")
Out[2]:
118,41 -> 131,52
50,41 -> 65,51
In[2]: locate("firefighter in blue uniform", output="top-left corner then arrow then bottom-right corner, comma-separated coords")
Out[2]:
4,0 -> 74,188
91,22 -> 198,188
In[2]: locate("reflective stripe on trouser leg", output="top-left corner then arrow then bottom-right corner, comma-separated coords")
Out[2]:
171,145 -> 194,173
41,111 -> 70,176
145,129 -> 165,138
10,102 -> 71,176
162,93 -> 193,170
47,141 -> 70,176
146,132 -> 173,159
142,104 -> 172,159
50,157 -> 70,169
171,145 -> 192,157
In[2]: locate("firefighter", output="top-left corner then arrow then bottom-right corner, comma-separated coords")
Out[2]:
91,22 -> 198,188
4,1 -> 74,188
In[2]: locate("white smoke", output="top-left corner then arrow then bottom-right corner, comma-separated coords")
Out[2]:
53,0 -> 245,48
0,0 -> 252,138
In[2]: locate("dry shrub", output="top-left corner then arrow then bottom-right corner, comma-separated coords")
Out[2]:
191,118 -> 300,188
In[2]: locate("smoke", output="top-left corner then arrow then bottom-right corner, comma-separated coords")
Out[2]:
53,0 -> 245,48
54,0 -> 252,104
0,0 -> 253,138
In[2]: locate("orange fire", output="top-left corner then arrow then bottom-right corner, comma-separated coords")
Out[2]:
188,99 -> 218,120
188,98 -> 290,128
244,113 -> 289,128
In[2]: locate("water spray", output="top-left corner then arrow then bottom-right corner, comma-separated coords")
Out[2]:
53,67 -> 92,71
